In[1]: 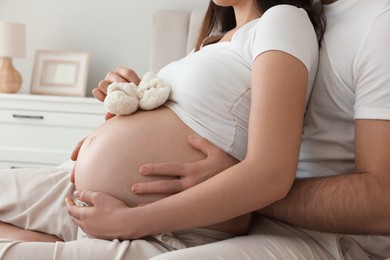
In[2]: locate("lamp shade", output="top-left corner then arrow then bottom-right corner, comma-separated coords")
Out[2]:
0,22 -> 26,58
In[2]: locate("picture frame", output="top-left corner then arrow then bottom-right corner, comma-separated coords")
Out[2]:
30,50 -> 89,96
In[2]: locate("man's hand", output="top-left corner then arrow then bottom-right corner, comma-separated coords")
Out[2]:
132,135 -> 238,195
66,190 -> 133,240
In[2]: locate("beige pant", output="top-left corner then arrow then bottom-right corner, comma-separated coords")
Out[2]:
0,168 -> 231,259
0,168 -> 389,260
152,215 -> 390,260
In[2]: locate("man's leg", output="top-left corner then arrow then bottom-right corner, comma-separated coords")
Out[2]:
150,214 -> 372,260
0,168 -> 77,241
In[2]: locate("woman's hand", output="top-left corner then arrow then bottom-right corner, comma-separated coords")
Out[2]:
66,190 -> 135,240
132,136 -> 238,195
70,138 -> 83,182
69,166 -> 76,183
70,67 -> 142,161
93,67 -> 141,120
70,137 -> 86,162
93,66 -> 141,101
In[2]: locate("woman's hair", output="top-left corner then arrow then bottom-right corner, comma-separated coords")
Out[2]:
194,0 -> 325,51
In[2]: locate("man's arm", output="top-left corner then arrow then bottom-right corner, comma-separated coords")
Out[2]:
260,119 -> 390,235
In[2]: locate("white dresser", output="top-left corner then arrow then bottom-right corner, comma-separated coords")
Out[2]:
0,93 -> 105,169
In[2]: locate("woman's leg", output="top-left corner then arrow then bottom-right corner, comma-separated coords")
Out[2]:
0,228 -> 232,260
0,237 -> 171,260
0,167 -> 186,259
0,222 -> 62,242
0,168 -> 77,241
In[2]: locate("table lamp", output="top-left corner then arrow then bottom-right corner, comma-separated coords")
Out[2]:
0,22 -> 26,93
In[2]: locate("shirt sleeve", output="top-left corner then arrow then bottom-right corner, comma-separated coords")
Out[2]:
251,5 -> 319,73
354,8 -> 390,120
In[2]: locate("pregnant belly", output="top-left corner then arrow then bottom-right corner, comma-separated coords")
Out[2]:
74,107 -> 205,207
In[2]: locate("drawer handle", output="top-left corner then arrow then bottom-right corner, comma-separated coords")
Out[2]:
13,114 -> 44,120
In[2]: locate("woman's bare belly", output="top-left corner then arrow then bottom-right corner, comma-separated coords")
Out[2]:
74,107 -> 250,235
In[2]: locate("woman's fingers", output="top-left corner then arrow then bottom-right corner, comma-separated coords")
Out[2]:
104,71 -> 127,83
189,135 -> 239,173
138,136 -> 230,178
139,163 -> 187,177
105,112 -> 115,120
132,179 -> 183,195
66,190 -> 132,239
73,190 -> 97,206
134,135 -> 239,196
93,67 -> 141,103
133,163 -> 188,194
71,137 -> 86,161
114,67 -> 141,85
104,67 -> 141,85
92,87 -> 106,102
70,167 -> 75,184
65,197 -> 84,223
93,70 -> 130,101
187,135 -> 219,156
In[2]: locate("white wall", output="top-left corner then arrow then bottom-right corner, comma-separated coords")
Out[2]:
0,0 -> 209,96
